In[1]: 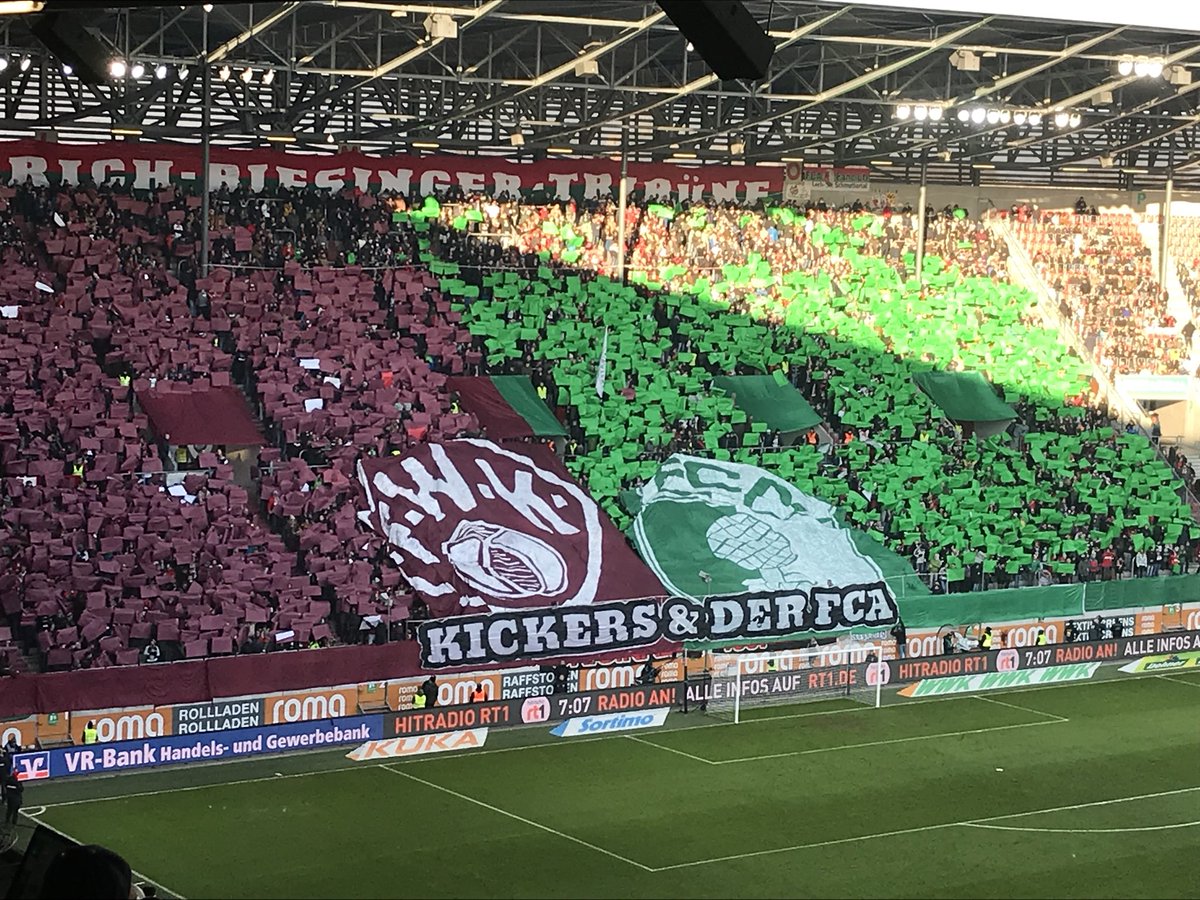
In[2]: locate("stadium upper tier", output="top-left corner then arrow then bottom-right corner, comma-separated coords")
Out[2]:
1003,209 -> 1184,377
0,182 -> 1195,671
1168,215 -> 1200,333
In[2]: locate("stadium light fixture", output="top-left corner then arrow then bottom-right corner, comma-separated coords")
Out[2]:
217,64 -> 231,81
154,63 -> 167,80
729,140 -> 745,156
0,58 -> 8,72
265,132 -> 296,143
18,55 -> 29,72
928,106 -> 944,121
871,159 -> 894,166
1013,111 -> 1027,125
411,141 -> 439,149
130,62 -> 144,79
240,67 -> 253,83
957,108 -> 970,122
913,105 -> 928,121
546,147 -> 574,154
1068,112 -> 1082,127
61,63 -> 71,75
0,2 -> 45,13
202,3 -> 213,12
999,109 -> 1012,124
108,58 -> 126,78
970,107 -> 986,124
262,68 -> 275,86
1146,60 -> 1164,78
1054,111 -> 1070,127
1118,57 -> 1134,76
895,104 -> 911,119
111,125 -> 143,136
178,65 -> 189,80
1028,112 -> 1042,126
985,108 -> 1001,124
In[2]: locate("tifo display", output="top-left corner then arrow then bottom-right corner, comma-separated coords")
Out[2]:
0,122 -> 1197,899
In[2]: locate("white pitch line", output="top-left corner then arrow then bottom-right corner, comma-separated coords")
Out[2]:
379,763 -> 654,872
623,735 -> 717,765
966,785 -> 1200,824
1156,674 -> 1200,688
36,762 -> 378,810
970,693 -> 1070,722
650,821 -> 964,871
651,785 -> 1200,871
24,812 -> 186,899
962,820 -> 1200,834
708,718 -> 1063,765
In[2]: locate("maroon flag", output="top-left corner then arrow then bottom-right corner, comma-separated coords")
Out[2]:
357,439 -> 664,617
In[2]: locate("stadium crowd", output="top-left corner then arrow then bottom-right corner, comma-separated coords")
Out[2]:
0,172 -> 1195,673
1005,207 -> 1184,376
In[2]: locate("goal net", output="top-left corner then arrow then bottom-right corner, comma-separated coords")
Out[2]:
703,643 -> 884,723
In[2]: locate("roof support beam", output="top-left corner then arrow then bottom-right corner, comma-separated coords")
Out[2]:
206,3 -> 301,64
636,16 -> 995,154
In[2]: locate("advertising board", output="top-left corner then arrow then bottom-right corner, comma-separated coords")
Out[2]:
550,708 -> 670,738
68,706 -> 170,744
897,663 -> 1102,697
385,683 -> 682,739
686,630 -> 1200,707
346,729 -> 488,760
15,716 -> 382,781
172,699 -> 264,735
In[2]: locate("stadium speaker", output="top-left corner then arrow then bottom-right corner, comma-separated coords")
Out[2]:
30,11 -> 110,85
657,0 -> 774,82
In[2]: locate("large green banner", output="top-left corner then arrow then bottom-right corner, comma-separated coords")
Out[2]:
628,455 -> 925,601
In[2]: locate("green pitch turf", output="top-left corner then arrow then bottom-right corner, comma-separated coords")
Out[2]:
22,667 -> 1200,899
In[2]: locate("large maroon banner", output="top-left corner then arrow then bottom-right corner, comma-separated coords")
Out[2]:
358,440 -> 664,617
0,138 -> 831,203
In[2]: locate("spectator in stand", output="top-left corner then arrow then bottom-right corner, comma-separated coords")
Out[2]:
1006,208 -> 1183,377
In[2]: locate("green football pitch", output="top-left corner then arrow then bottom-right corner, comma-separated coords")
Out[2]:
20,666 -> 1200,899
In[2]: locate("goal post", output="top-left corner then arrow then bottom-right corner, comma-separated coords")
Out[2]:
706,643 -> 884,723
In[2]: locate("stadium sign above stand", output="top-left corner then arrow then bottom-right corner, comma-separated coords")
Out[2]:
416,586 -> 900,669
782,162 -> 872,201
0,139 -> 790,204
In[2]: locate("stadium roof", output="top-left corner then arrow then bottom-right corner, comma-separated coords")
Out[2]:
3,1 -> 1200,188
